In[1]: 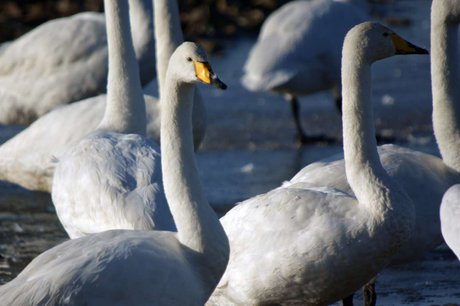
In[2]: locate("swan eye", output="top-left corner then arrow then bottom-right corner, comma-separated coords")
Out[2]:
187,57 -> 192,62
383,32 -> 389,37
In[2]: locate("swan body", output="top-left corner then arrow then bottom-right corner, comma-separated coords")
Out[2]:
242,0 -> 368,143
0,15 -> 229,303
0,0 -> 155,125
0,0 -> 206,193
288,144 -> 460,263
52,131 -> 173,238
0,230 -> 219,305
243,0 -> 367,95
209,22 -> 421,305
440,184 -> 460,260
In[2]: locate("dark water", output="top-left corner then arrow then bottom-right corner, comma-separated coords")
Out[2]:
1,0 -> 460,304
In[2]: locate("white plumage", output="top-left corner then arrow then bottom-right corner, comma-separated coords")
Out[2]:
288,144 -> 460,264
434,0 -> 460,263
440,184 -> 460,260
0,0 -> 155,125
209,22 -> 423,305
242,0 -> 368,143
52,131 -> 172,238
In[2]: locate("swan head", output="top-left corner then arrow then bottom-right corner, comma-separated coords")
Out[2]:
432,0 -> 460,24
344,22 -> 428,63
168,42 -> 227,90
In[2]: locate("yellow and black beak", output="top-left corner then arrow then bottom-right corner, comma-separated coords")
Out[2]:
390,33 -> 428,55
194,61 -> 227,90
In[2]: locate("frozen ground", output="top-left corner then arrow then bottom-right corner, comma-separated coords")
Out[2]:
1,0 -> 460,304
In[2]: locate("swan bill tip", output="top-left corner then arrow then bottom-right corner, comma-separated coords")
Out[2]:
391,33 -> 428,55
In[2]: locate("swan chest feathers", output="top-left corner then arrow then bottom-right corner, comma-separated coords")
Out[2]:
210,185 -> 402,305
0,230 -> 209,306
52,131 -> 174,238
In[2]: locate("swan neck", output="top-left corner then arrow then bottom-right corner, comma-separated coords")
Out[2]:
342,48 -> 392,208
154,0 -> 184,97
128,0 -> 155,85
160,72 -> 229,284
431,17 -> 460,171
99,0 -> 146,135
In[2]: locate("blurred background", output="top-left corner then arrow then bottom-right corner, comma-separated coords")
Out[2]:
0,0 -> 291,44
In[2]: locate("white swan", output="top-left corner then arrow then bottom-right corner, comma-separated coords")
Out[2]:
440,184 -> 460,260
0,0 -> 206,193
290,0 -> 460,265
0,0 -> 155,125
271,0 -> 460,302
51,0 -> 171,238
0,38 -> 229,305
208,22 -> 420,305
242,0 -> 368,144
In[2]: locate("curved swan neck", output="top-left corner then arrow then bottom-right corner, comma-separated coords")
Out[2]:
431,10 -> 460,172
98,0 -> 146,135
342,44 -> 394,210
129,0 -> 155,85
154,0 -> 184,97
160,72 -> 228,266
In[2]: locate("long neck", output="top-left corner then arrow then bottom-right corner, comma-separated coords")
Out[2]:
98,0 -> 146,135
160,72 -> 228,287
342,45 -> 414,251
342,47 -> 396,213
129,0 -> 155,85
431,16 -> 460,172
153,0 -> 207,149
155,0 -> 184,97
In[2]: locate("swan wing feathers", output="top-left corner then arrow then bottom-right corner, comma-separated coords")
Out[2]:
243,0 -> 368,93
52,131 -> 174,238
0,230 -> 202,305
440,184 -> 460,260
212,185 -> 386,305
